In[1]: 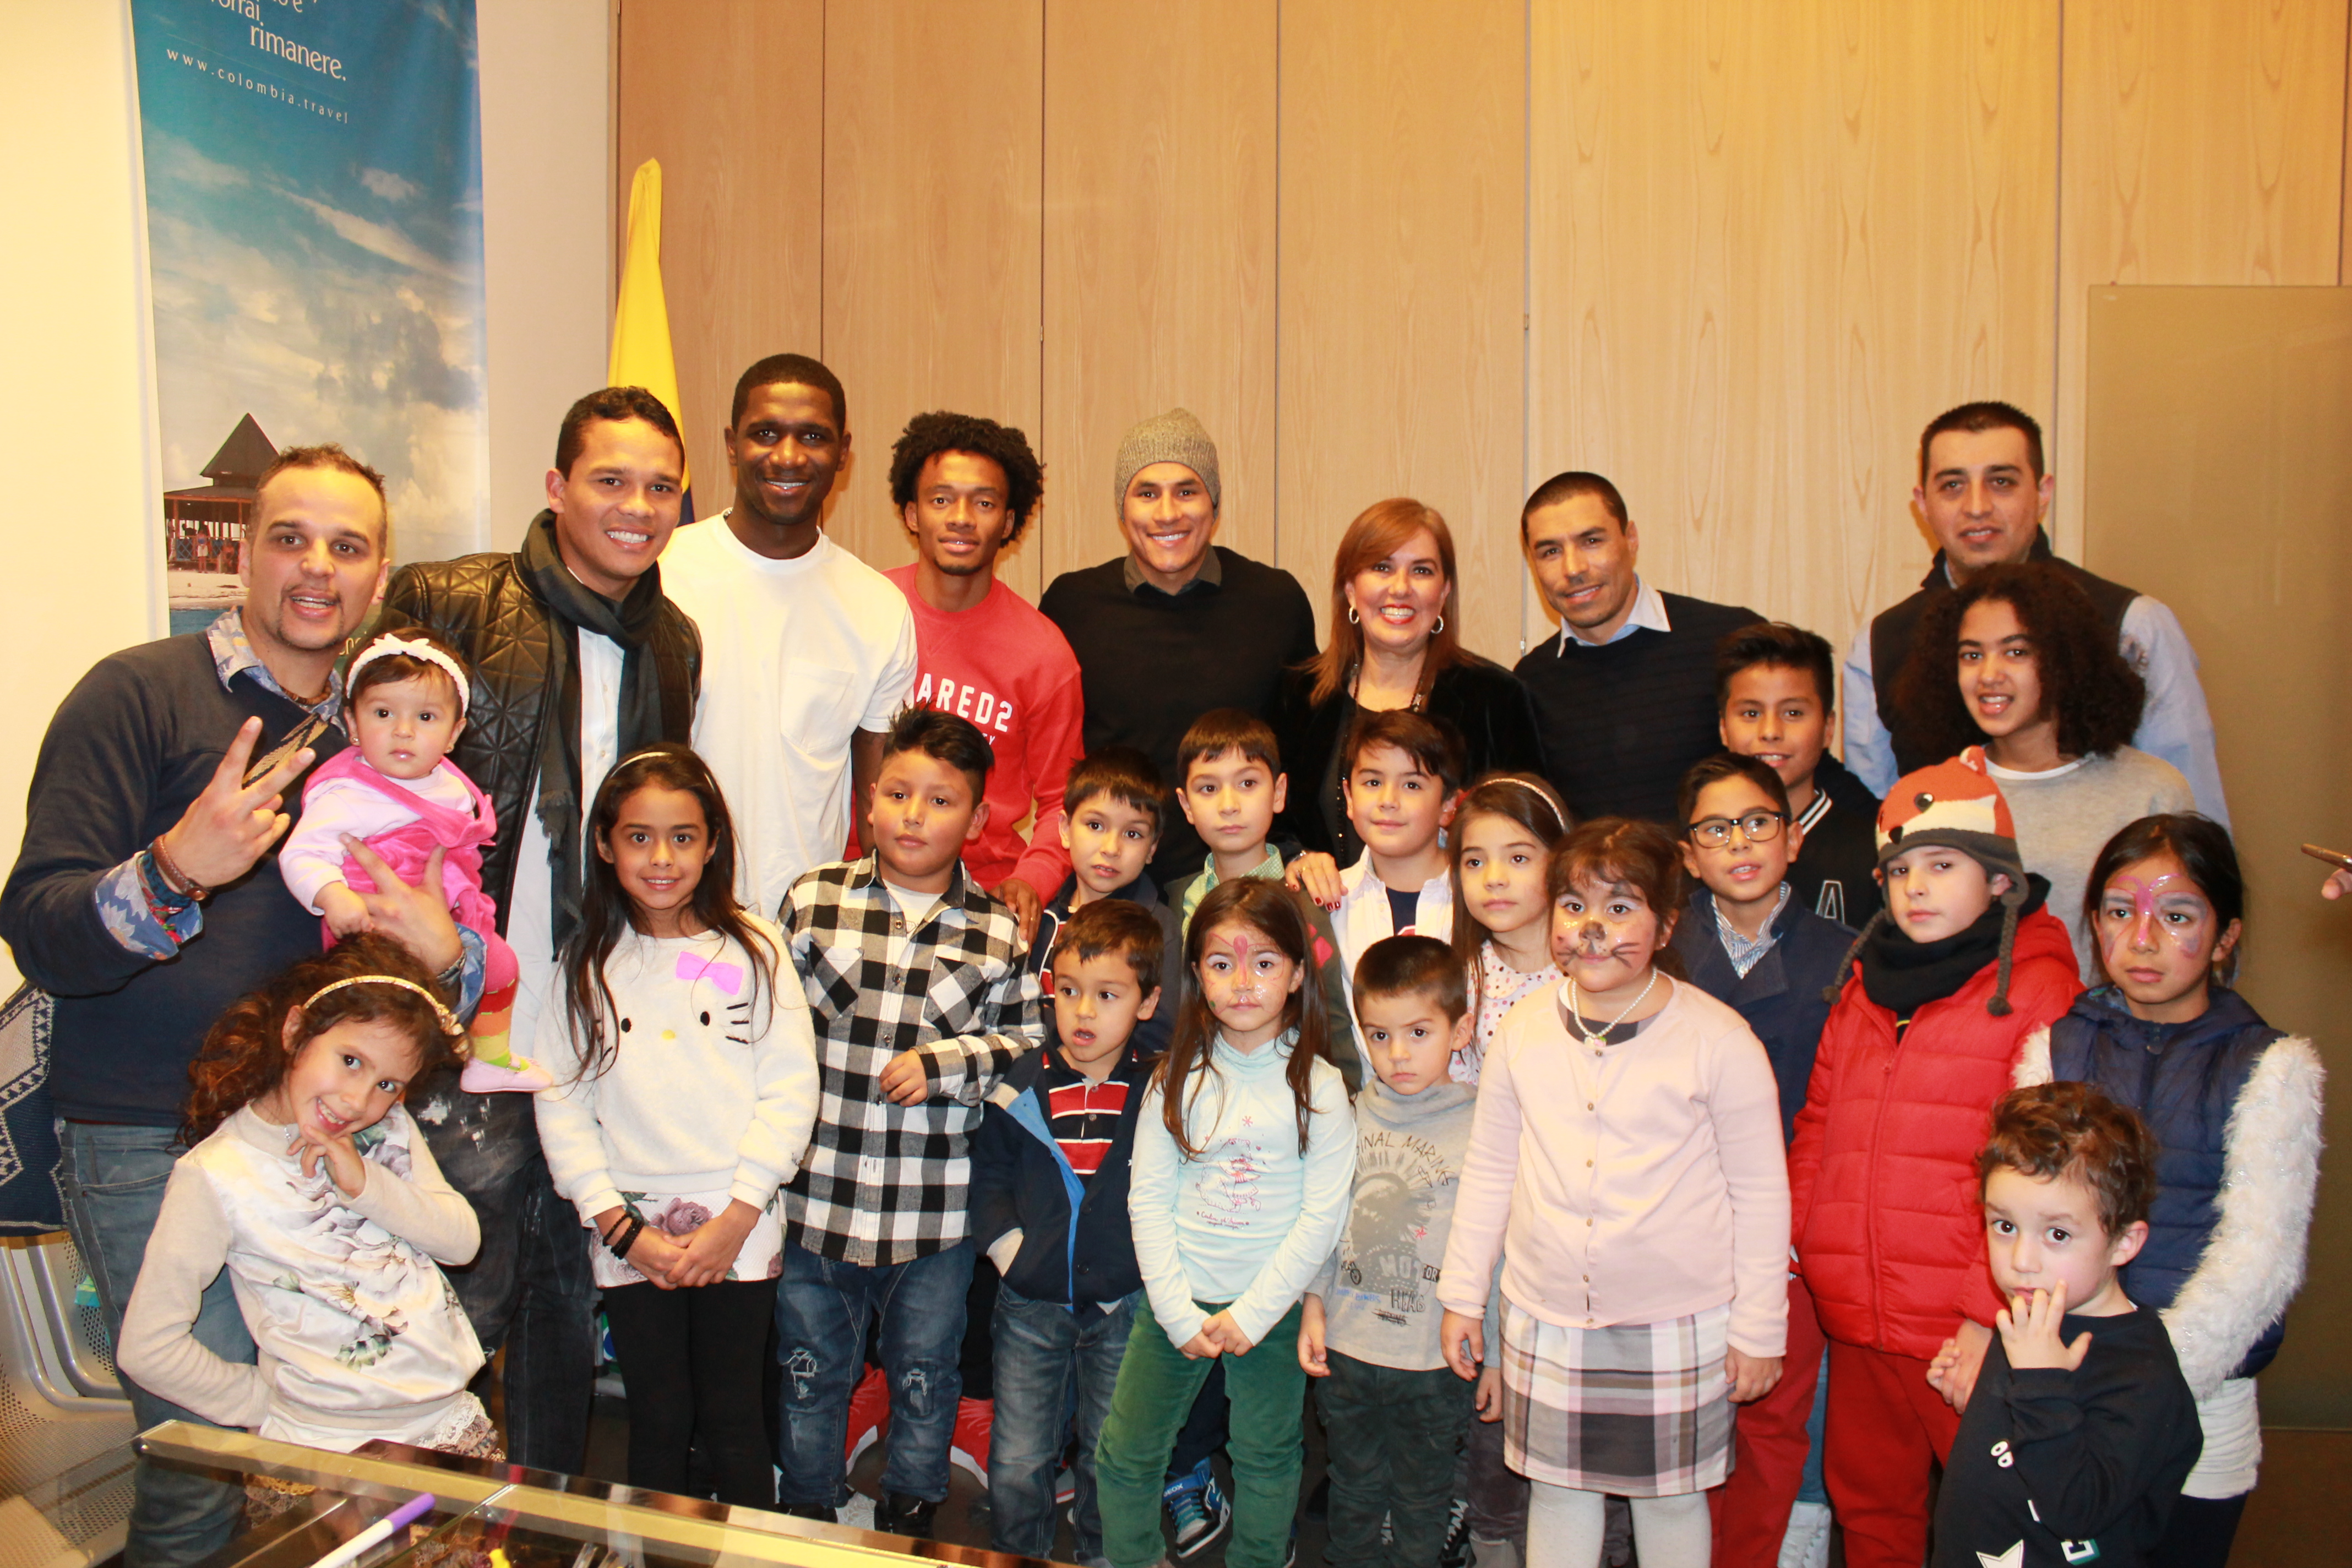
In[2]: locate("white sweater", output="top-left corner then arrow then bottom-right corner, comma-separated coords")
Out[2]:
1128,1031 -> 1357,1349
117,1104 -> 484,1451
533,918 -> 820,1222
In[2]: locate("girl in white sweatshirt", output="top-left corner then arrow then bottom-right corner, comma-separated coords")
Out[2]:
533,744 -> 819,1506
118,937 -> 489,1458
1094,877 -> 1357,1568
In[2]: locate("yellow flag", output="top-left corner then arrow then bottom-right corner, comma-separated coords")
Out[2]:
610,158 -> 687,488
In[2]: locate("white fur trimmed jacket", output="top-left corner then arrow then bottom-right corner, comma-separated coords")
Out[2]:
2016,986 -> 2324,1400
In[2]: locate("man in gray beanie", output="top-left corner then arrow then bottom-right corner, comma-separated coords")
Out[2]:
1041,409 -> 1316,881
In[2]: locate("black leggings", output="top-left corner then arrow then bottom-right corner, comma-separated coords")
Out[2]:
601,1279 -> 775,1506
2148,1493 -> 2248,1568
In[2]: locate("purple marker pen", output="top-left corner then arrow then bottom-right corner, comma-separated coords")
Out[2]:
304,1491 -> 437,1568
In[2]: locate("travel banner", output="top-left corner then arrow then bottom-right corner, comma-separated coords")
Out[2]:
129,0 -> 487,632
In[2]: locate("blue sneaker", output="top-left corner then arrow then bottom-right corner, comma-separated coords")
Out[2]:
1162,1458 -> 1231,1560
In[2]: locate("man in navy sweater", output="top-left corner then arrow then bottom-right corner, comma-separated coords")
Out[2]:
1512,471 -> 1763,824
2,447 -> 481,1568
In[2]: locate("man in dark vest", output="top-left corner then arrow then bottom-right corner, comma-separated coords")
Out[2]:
1842,400 -> 2228,822
373,385 -> 701,1475
1512,471 -> 1762,824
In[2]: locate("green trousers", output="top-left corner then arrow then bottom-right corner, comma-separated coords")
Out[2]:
1095,1300 -> 1307,1568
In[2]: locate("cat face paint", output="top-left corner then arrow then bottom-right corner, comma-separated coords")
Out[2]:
2095,851 -> 2237,1024
1550,876 -> 1668,999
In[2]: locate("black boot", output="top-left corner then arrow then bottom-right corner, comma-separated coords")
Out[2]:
780,1501 -> 836,1524
876,1492 -> 939,1539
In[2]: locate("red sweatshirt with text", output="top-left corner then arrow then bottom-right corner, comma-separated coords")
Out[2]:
886,565 -> 1086,896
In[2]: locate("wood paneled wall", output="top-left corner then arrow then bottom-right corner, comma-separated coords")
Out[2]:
617,0 -> 2351,672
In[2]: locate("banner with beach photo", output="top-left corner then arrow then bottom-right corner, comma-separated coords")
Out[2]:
128,0 -> 487,632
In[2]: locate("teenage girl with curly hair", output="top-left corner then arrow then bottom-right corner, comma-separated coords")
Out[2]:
1892,561 -> 2192,980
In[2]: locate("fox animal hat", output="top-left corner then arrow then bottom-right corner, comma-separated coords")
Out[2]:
1820,750 -> 2031,1015
1874,750 -> 2029,899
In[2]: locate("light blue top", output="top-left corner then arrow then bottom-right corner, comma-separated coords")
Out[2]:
1128,1029 -> 1356,1347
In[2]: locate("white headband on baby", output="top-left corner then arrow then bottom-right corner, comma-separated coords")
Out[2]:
348,634 -> 471,716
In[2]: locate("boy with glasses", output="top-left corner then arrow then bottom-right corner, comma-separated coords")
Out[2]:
1669,753 -> 1855,1568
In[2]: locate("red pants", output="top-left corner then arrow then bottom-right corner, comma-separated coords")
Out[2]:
1709,1273 -> 1829,1568
1822,1339 -> 1962,1568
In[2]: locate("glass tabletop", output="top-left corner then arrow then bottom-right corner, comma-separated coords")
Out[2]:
135,1422 -> 1058,1568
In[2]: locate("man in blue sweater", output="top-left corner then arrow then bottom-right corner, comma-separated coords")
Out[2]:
1,447 -> 481,1568
1512,471 -> 1763,825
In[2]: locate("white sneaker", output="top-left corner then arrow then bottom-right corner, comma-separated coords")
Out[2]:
1776,1500 -> 1833,1568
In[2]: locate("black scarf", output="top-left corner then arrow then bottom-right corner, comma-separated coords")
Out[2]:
1858,874 -> 2048,1015
521,510 -> 672,948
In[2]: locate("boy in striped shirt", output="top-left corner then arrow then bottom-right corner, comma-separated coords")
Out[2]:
971,899 -> 1168,1563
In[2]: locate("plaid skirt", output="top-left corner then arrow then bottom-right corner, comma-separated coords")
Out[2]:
1498,1298 -> 1732,1496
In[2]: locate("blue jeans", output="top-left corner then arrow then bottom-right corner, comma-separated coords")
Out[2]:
775,1238 -> 974,1507
56,1121 -> 252,1568
415,1092 -> 597,1473
989,1284 -> 1137,1561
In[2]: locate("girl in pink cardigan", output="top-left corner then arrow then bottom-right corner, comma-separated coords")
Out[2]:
1438,818 -> 1790,1568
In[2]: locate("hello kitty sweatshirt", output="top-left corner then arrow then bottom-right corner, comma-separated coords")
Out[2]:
532,920 -> 821,1224
1127,1030 -> 1355,1349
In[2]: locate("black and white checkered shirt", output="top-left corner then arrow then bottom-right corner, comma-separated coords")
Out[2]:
780,855 -> 1045,1265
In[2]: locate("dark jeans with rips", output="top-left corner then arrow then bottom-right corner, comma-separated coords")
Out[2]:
988,1283 -> 1137,1562
775,1238 -> 974,1509
417,1089 -> 597,1474
1319,1351 -> 1476,1568
58,1120 -> 252,1568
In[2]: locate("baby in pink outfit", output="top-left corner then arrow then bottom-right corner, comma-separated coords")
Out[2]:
279,629 -> 543,1092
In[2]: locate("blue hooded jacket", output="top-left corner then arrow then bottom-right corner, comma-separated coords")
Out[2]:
970,1045 -> 1151,1308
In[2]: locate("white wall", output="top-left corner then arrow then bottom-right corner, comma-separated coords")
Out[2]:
0,0 -> 611,993
478,0 -> 612,548
0,2 -> 165,997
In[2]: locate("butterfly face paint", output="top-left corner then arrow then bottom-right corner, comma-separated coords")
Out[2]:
2095,851 -> 2234,1023
1196,918 -> 1304,1053
1550,876 -> 1667,1000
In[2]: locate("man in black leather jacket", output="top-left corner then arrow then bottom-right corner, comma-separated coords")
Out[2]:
372,386 -> 701,1473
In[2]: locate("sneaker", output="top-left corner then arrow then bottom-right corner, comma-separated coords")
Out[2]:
876,1491 -> 939,1539
1162,1458 -> 1230,1560
950,1396 -> 994,1481
845,1364 -> 891,1463
1439,1496 -> 1472,1567
460,1055 -> 554,1093
1776,1500 -> 1832,1568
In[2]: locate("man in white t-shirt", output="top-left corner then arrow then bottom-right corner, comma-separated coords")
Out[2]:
376,385 -> 703,1473
663,353 -> 919,917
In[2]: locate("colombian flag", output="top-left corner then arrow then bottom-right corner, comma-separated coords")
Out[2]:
610,157 -> 692,517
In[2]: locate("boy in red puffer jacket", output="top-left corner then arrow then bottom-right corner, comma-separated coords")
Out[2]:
1785,757 -> 2082,1568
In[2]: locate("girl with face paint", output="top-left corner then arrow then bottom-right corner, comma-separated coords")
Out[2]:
1094,878 -> 1357,1568
1437,819 -> 1791,1568
2017,815 -> 2325,1567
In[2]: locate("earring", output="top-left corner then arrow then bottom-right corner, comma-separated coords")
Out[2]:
1347,606 -> 1359,625
1434,616 -> 1445,634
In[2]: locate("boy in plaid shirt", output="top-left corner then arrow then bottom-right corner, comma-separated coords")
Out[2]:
776,707 -> 1046,1534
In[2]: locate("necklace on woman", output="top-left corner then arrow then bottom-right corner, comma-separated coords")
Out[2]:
1565,968 -> 1661,1050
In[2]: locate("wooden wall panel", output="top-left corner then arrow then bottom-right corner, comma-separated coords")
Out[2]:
1041,0 -> 1276,581
2054,0 -> 2349,554
614,0 -> 824,519
1277,0 -> 1527,663
820,1 -> 1044,592
1530,0 -> 2059,668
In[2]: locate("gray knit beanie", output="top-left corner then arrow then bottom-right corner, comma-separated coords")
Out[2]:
1113,408 -> 1221,513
